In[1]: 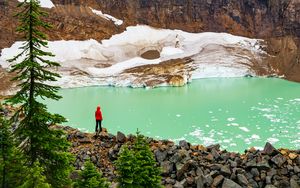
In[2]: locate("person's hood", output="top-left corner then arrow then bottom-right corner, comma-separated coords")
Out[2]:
97,106 -> 101,110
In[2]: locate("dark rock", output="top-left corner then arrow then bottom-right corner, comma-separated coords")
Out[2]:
266,176 -> 272,184
237,174 -> 249,186
108,133 -> 115,139
280,168 -> 288,175
90,155 -> 97,163
210,164 -> 222,171
161,161 -> 174,175
251,168 -> 260,177
267,168 -> 277,177
116,131 -> 126,143
72,142 -> 79,147
176,160 -> 195,180
222,178 -> 242,188
170,153 -> 182,163
75,131 -> 85,139
196,167 -> 204,176
155,150 -> 167,163
256,160 -> 271,170
263,142 -> 278,155
209,170 -> 219,178
165,177 -> 176,185
248,178 -> 259,188
180,179 -> 188,187
196,175 -> 205,188
287,165 -> 294,171
212,148 -> 221,159
294,165 -> 300,173
186,176 -> 194,185
109,148 -> 116,160
212,175 -> 224,187
271,154 -> 287,167
290,178 -> 300,188
78,137 -> 91,143
204,174 -> 213,187
265,185 -> 277,188
207,144 -> 220,151
220,165 -> 231,177
278,179 -> 291,187
173,181 -> 184,188
246,159 -> 256,167
205,153 -> 214,161
228,160 -> 237,167
179,140 -> 190,150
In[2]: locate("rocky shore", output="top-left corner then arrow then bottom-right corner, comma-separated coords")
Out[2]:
1,105 -> 299,188
62,126 -> 300,188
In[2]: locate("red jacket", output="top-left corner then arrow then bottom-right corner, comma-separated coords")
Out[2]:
95,106 -> 103,120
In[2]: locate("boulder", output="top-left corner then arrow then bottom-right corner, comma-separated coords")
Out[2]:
222,178 -> 242,188
196,175 -> 205,188
161,161 -> 174,175
212,175 -> 224,187
116,131 -> 126,143
271,154 -> 287,167
237,174 -> 249,186
289,153 -> 298,160
220,165 -> 231,177
155,149 -> 167,163
179,140 -> 190,150
263,142 -> 278,155
211,148 -> 220,159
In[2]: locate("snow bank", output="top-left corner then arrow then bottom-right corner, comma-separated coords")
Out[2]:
17,0 -> 55,9
0,25 -> 264,88
90,8 -> 123,26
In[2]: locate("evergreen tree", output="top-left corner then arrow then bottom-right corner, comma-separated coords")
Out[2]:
7,0 -> 74,187
115,131 -> 162,188
0,108 -> 26,188
18,161 -> 51,188
115,145 -> 135,187
74,160 -> 110,188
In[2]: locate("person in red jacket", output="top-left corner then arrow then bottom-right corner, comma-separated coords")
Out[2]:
95,105 -> 103,133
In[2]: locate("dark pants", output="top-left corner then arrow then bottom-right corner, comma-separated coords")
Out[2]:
95,120 -> 102,132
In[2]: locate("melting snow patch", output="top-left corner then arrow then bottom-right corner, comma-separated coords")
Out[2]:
161,47 -> 184,57
18,0 -> 55,8
90,8 -> 123,26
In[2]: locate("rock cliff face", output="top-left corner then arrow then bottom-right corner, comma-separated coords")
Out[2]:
0,0 -> 299,82
52,0 -> 300,38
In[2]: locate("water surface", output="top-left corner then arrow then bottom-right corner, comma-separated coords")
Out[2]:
45,78 -> 300,151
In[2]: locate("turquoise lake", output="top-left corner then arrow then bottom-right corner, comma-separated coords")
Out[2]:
44,78 -> 300,152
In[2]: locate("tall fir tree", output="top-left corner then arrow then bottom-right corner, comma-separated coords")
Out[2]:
74,160 -> 110,188
115,131 -> 162,188
7,0 -> 73,187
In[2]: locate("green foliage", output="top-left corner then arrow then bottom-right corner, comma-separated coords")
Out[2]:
7,0 -> 74,187
115,145 -> 135,186
74,160 -> 110,188
18,161 -> 51,188
115,131 -> 162,188
0,112 -> 26,188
